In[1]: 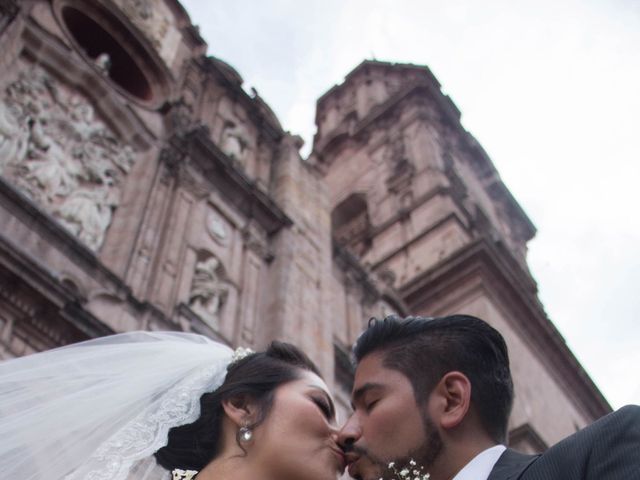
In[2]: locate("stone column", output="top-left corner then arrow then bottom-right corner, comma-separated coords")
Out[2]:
261,134 -> 335,379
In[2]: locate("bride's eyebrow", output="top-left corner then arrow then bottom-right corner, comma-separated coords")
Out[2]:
308,385 -> 336,418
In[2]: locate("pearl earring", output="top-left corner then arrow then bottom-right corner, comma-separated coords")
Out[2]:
238,425 -> 253,443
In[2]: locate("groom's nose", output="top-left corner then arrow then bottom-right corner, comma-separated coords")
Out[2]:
337,413 -> 363,450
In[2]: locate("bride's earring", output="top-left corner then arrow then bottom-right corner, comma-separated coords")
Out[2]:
237,425 -> 253,444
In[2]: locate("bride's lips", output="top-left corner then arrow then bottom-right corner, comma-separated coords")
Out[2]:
330,447 -> 347,471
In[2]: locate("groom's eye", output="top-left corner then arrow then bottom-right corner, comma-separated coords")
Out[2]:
365,399 -> 379,412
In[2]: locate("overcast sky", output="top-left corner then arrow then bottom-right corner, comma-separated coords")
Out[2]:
180,0 -> 640,409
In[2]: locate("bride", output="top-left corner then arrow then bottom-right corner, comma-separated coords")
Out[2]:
0,331 -> 346,480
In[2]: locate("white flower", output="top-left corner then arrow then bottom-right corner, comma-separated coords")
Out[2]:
382,459 -> 430,480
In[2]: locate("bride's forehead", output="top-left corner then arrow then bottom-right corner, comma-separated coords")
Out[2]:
281,370 -> 330,394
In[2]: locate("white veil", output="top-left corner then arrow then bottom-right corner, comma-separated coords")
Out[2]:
0,331 -> 234,480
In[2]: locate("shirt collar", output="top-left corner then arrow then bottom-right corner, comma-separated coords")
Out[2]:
452,445 -> 506,480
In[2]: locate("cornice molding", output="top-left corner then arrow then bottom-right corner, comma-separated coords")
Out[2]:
0,177 -> 130,293
168,128 -> 292,235
0,234 -> 114,339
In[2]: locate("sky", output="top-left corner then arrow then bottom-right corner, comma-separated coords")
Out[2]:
179,0 -> 640,409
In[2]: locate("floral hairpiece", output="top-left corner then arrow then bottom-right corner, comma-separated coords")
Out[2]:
231,346 -> 255,363
381,460 -> 430,480
172,468 -> 198,480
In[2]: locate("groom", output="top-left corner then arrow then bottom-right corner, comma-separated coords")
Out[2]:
338,315 -> 640,480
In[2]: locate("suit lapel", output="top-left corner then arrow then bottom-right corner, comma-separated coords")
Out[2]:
487,449 -> 540,480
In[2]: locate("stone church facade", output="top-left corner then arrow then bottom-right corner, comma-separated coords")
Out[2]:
0,0 -> 609,454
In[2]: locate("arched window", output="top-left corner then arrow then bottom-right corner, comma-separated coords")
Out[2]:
331,193 -> 372,252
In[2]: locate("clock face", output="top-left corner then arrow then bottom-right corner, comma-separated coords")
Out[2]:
206,211 -> 229,245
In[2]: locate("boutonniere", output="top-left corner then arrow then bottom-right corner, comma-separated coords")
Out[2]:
381,459 -> 430,480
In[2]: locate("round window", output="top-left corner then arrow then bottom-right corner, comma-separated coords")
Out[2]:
55,1 -> 170,108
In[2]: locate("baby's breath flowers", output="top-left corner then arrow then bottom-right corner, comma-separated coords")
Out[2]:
379,459 -> 430,480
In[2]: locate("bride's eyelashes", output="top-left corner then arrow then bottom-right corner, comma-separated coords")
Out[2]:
312,396 -> 334,420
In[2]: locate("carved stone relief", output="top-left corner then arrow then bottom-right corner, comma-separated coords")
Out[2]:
113,0 -> 180,67
0,61 -> 134,251
166,99 -> 196,135
188,255 -> 230,329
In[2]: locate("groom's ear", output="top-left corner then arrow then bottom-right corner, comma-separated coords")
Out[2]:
430,371 -> 471,431
222,395 -> 259,426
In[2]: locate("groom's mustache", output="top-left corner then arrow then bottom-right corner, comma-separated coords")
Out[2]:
340,442 -> 365,455
341,442 -> 382,463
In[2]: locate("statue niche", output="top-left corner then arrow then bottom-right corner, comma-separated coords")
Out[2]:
188,255 -> 230,329
0,62 -> 134,251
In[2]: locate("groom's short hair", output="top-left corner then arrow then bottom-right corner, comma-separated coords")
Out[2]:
353,314 -> 514,443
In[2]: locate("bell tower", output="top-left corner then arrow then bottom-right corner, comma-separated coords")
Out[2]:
314,61 -> 535,293
312,60 -> 609,450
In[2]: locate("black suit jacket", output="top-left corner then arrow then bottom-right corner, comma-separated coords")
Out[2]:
487,405 -> 640,480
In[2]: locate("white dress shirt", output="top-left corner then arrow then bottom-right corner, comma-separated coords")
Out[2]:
452,445 -> 506,480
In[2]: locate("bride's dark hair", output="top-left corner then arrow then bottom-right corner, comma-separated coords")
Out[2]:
154,341 -> 321,471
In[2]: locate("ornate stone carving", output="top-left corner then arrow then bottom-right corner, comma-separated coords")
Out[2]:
159,143 -> 185,173
0,62 -> 134,251
113,0 -> 180,67
166,99 -> 196,135
0,101 -> 28,170
188,256 -> 230,329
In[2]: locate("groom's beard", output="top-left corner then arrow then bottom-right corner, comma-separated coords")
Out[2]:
347,412 -> 443,480
396,414 -> 443,473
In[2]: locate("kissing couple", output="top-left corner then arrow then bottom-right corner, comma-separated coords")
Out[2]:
1,315 -> 638,480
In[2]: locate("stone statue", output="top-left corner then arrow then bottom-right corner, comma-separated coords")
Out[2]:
24,116 -> 82,200
57,185 -> 119,251
94,53 -> 111,74
188,256 -> 229,328
116,0 -> 178,62
220,120 -> 250,162
0,61 -> 135,251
